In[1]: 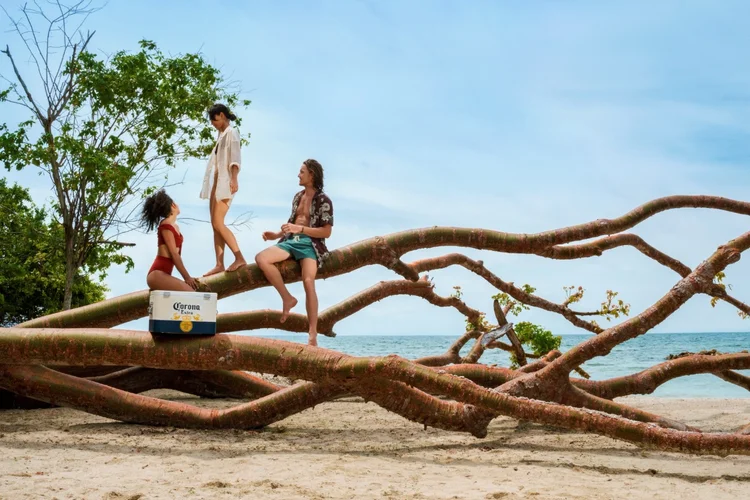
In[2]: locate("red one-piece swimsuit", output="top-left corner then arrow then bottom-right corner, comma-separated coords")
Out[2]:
147,223 -> 184,276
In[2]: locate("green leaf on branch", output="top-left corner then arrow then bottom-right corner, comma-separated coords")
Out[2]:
509,322 -> 562,369
598,290 -> 630,321
492,284 -> 535,317
465,313 -> 492,333
563,285 -> 584,306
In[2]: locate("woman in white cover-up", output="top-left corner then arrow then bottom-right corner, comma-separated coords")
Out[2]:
199,103 -> 247,275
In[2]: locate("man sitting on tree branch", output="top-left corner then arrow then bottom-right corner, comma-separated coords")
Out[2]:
255,159 -> 334,346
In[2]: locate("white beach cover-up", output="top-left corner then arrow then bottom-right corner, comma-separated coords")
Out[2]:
199,126 -> 242,203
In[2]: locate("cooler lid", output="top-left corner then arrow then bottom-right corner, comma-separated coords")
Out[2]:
149,290 -> 217,300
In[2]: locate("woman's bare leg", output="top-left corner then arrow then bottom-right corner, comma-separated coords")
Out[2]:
212,198 -> 246,272
147,271 -> 193,292
204,181 -> 227,276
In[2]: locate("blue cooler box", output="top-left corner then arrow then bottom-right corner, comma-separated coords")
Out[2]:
148,291 -> 218,335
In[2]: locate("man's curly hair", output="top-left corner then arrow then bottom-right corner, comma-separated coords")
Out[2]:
303,159 -> 324,191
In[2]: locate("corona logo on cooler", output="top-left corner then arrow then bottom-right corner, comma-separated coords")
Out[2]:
173,302 -> 201,314
148,291 -> 217,335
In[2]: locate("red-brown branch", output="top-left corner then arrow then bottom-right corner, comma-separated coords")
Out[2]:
563,385 -> 697,431
216,277 -> 482,336
21,195 -> 750,330
4,196 -> 750,455
574,353 -> 750,399
533,231 -> 750,379
492,299 -> 527,365
0,363 -> 492,437
537,233 -> 692,274
413,328 -> 534,367
1,330 -> 749,455
541,233 -> 750,317
89,367 -> 282,399
721,295 -> 750,317
409,253 -> 602,333
414,330 -> 481,366
713,370 -> 750,391
1,364 -> 343,429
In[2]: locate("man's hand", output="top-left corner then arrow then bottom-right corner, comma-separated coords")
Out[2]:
229,177 -> 239,194
281,223 -> 303,234
262,231 -> 280,241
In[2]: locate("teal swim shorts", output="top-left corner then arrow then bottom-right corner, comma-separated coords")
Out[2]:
276,234 -> 318,261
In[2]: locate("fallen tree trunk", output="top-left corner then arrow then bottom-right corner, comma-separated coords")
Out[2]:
1,330 -> 749,455
3,195 -> 750,456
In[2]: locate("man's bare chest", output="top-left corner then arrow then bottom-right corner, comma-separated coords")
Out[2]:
295,196 -> 313,223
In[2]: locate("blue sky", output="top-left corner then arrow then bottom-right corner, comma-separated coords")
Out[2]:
2,1 -> 750,336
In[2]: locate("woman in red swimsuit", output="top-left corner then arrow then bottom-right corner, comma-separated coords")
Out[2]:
141,189 -> 198,291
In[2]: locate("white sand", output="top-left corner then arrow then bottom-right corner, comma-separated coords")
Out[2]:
1,393 -> 749,499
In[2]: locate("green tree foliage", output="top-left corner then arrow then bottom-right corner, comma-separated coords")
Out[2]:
0,179 -> 107,326
510,322 -> 562,368
0,4 -> 250,309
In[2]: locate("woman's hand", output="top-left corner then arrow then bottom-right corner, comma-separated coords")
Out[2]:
262,231 -> 280,241
185,277 -> 198,290
229,178 -> 239,194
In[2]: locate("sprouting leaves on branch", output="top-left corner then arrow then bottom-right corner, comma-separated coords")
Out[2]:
464,312 -> 491,333
563,285 -> 585,306
492,284 -> 535,317
711,272 -> 733,307
598,290 -> 630,321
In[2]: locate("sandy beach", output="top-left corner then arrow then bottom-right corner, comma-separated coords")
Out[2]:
0,392 -> 748,499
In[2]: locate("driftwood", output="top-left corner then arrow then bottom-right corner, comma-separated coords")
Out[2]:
1,195 -> 750,456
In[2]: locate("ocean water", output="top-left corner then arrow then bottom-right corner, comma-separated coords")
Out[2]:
258,331 -> 750,398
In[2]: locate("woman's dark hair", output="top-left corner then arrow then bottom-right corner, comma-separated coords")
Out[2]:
208,103 -> 237,121
141,189 -> 174,231
303,159 -> 324,191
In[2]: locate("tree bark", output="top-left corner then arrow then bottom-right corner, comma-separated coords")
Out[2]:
4,196 -> 750,455
1,329 -> 750,455
21,195 -> 750,329
62,227 -> 77,310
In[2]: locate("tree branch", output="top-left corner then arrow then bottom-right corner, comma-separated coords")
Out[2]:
535,231 -> 750,378
216,277 -> 482,337
1,45 -> 46,123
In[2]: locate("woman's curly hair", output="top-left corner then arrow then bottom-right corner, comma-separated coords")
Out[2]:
141,189 -> 174,231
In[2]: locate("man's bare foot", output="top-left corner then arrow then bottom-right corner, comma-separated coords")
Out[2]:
226,257 -> 247,272
280,296 -> 298,323
307,333 -> 318,347
203,264 -> 225,277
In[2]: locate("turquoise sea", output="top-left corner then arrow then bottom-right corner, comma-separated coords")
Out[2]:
259,331 -> 750,398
